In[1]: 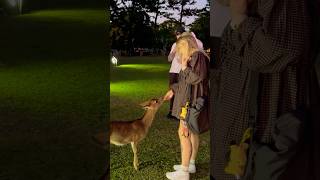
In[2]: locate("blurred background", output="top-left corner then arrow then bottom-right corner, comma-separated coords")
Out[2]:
0,0 -> 108,179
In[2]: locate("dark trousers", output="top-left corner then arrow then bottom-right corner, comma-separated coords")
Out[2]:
169,73 -> 179,113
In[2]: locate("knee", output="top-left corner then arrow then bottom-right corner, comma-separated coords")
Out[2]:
191,133 -> 199,140
178,128 -> 183,139
178,129 -> 192,141
133,149 -> 137,153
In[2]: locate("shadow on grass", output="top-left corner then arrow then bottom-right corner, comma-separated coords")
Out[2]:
0,9 -> 108,180
191,162 -> 210,179
0,10 -> 107,66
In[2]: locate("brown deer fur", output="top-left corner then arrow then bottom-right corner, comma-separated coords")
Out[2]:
93,98 -> 163,171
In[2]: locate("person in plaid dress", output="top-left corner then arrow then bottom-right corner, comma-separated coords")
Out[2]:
164,33 -> 210,180
211,0 -> 311,179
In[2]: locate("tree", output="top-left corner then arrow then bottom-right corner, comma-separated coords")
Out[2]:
109,0 -> 209,55
144,0 -> 168,27
110,0 -> 154,54
166,0 -> 198,25
156,19 -> 181,52
189,1 -> 210,48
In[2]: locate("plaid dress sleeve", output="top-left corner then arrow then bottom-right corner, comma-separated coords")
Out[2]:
182,52 -> 209,85
228,0 -> 310,73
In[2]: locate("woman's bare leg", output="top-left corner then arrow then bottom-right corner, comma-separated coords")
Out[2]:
190,133 -> 199,162
178,120 -> 192,168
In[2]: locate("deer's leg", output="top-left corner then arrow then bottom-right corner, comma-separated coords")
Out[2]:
131,141 -> 139,170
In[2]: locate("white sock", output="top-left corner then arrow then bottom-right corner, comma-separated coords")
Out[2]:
181,165 -> 189,172
190,159 -> 195,165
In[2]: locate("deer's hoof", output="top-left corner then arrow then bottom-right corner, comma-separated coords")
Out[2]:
134,165 -> 139,171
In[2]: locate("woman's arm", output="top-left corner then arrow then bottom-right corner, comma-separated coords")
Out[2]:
182,53 -> 209,85
168,43 -> 177,62
169,83 -> 179,94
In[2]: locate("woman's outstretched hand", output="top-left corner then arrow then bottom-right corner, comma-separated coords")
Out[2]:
164,90 -> 174,101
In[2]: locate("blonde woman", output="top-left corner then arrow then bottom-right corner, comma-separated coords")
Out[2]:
164,33 -> 210,180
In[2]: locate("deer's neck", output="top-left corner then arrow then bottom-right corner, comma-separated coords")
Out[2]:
141,109 -> 157,128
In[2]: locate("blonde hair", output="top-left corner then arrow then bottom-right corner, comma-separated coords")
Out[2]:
176,32 -> 199,62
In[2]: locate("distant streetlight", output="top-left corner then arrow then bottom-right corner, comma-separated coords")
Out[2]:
111,56 -> 118,66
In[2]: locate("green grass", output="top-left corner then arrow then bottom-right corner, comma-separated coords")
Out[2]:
17,10 -> 107,25
110,57 -> 210,179
0,10 -> 108,179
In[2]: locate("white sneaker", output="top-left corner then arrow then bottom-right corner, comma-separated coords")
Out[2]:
166,170 -> 190,180
173,164 -> 196,173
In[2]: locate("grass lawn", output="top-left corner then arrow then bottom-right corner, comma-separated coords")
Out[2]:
110,57 -> 210,179
0,10 -> 108,179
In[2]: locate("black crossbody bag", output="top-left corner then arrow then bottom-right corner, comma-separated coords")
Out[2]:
182,83 -> 207,134
242,71 -> 305,180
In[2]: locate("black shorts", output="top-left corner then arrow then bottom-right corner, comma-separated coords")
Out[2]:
169,73 -> 179,86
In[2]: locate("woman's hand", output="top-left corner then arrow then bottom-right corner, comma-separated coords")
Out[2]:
164,90 -> 174,101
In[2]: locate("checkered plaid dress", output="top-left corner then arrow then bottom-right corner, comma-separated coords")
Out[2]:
211,0 -> 311,179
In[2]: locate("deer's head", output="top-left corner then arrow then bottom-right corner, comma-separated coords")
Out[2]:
139,97 -> 164,111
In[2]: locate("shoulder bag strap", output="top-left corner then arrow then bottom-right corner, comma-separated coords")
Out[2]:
248,71 -> 260,133
190,84 -> 198,106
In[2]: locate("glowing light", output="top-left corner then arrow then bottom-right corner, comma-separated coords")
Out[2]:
111,56 -> 118,66
117,64 -> 168,72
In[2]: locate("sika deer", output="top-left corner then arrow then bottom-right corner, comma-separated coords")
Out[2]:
93,97 -> 164,170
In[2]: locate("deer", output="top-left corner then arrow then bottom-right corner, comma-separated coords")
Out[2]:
92,97 -> 164,171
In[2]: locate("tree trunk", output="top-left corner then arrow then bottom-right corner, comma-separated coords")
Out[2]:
179,4 -> 184,24
154,2 -> 160,28
154,11 -> 159,27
